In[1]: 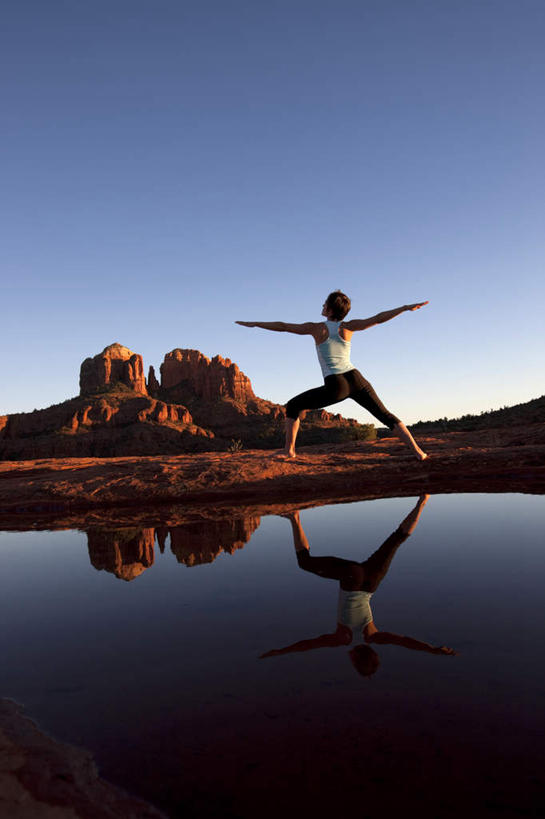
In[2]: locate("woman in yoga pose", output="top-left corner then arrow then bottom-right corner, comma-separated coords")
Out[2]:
261,496 -> 457,677
236,290 -> 428,459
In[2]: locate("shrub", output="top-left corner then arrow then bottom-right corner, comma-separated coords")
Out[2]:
227,438 -> 244,452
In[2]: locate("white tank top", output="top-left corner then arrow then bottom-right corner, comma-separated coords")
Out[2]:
316,320 -> 354,378
337,588 -> 374,629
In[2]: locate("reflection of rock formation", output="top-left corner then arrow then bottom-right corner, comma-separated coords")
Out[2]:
87,528 -> 155,581
85,517 -> 261,579
80,343 -> 147,396
168,517 -> 261,566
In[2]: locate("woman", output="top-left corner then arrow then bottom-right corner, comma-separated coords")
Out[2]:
236,290 -> 428,459
261,497 -> 457,677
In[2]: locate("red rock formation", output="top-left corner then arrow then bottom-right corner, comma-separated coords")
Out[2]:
168,517 -> 261,566
1,343 -> 369,460
161,349 -> 255,402
80,343 -> 147,396
147,365 -> 160,396
87,527 -> 155,581
0,392 -> 213,459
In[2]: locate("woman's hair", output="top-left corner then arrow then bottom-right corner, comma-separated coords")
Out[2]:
325,290 -> 351,321
349,645 -> 380,677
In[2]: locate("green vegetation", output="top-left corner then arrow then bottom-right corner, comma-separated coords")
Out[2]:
411,395 -> 545,433
227,438 -> 244,452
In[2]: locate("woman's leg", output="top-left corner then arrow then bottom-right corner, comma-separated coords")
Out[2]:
392,421 -> 428,461
347,370 -> 427,461
359,529 -> 409,592
297,550 -> 359,582
284,417 -> 300,457
283,376 -> 349,457
359,495 -> 429,590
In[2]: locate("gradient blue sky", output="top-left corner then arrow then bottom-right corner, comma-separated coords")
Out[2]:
2,0 -> 543,425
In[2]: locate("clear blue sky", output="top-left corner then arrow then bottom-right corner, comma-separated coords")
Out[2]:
2,0 -> 543,425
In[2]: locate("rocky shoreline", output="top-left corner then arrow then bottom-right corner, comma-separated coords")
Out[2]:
0,699 -> 165,818
1,425 -> 544,530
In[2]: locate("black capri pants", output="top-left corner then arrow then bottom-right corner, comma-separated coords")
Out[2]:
285,368 -> 400,429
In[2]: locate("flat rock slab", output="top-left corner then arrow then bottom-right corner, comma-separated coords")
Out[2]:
1,426 -> 544,529
0,699 -> 165,818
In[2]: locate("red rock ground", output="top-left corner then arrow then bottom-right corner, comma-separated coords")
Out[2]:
1,425 -> 544,529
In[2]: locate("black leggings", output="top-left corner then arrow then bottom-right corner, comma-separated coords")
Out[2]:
296,527 -> 409,592
285,368 -> 400,429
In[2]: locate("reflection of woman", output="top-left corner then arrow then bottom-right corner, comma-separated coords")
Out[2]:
261,496 -> 457,677
236,290 -> 428,460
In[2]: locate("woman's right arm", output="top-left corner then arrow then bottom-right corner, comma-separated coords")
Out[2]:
236,321 -> 318,336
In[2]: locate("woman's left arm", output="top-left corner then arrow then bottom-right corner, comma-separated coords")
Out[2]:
343,301 -> 428,332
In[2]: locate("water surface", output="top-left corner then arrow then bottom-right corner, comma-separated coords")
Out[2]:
1,493 -> 543,817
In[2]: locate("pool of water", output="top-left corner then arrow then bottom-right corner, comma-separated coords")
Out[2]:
1,493 -> 544,817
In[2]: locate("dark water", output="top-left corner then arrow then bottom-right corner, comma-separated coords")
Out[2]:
1,493 -> 544,818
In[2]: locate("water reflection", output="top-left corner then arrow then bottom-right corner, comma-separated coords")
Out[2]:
1,494 -> 543,818
262,495 -> 457,675
87,527 -> 155,581
86,515 -> 261,579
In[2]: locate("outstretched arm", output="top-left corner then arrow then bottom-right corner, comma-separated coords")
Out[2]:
343,301 -> 428,332
236,320 -> 319,336
367,630 -> 457,655
261,624 -> 352,658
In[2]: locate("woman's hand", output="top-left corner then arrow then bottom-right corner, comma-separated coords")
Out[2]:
406,301 -> 429,311
432,645 -> 458,655
235,321 -> 256,327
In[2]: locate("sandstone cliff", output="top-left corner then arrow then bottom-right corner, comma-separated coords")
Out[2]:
160,349 -> 255,402
0,343 -> 370,460
154,348 -> 364,449
80,343 -> 147,396
0,389 -> 213,459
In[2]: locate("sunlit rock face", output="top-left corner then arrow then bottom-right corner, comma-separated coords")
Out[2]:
1,341 -> 369,460
168,517 -> 261,566
161,349 -> 255,403
0,391 -> 212,458
80,343 -> 147,396
87,527 -> 155,581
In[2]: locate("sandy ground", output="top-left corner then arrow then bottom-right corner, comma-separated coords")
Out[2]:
1,425 -> 544,529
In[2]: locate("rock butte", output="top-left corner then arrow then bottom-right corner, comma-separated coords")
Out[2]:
0,343 -> 365,460
80,342 -> 147,395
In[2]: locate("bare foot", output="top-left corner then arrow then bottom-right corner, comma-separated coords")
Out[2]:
271,449 -> 297,459
416,451 -> 428,462
278,511 -> 300,520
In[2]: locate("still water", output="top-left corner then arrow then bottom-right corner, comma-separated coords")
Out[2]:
1,493 -> 544,818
